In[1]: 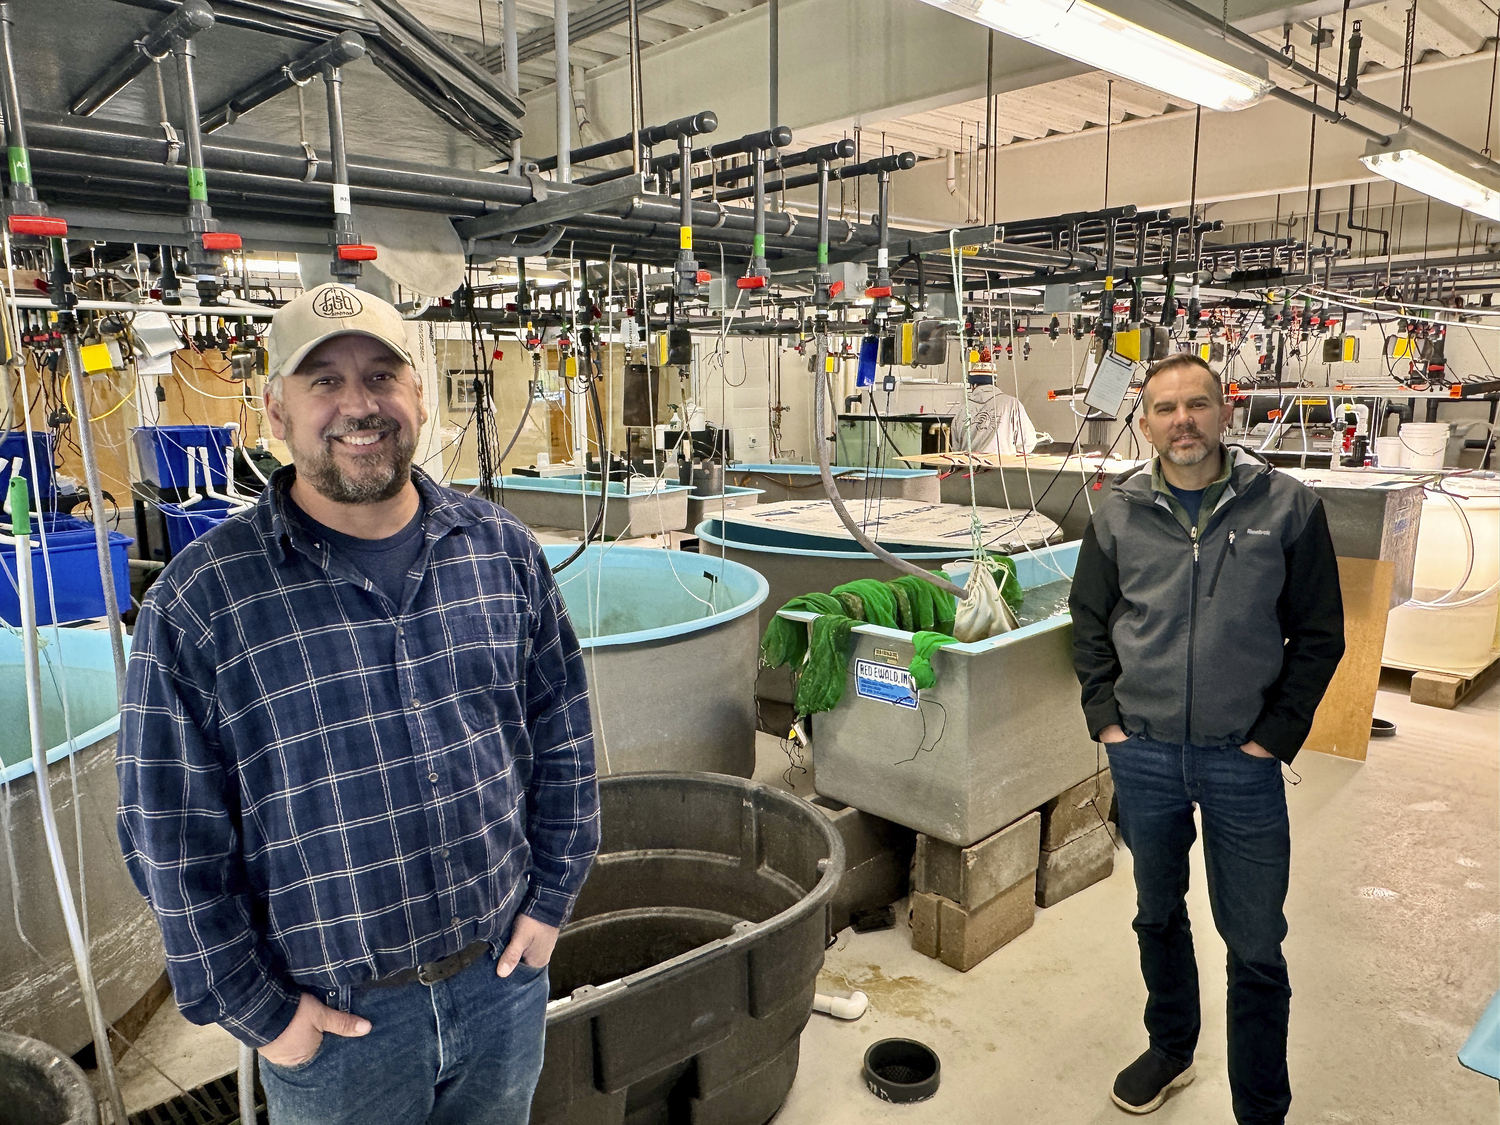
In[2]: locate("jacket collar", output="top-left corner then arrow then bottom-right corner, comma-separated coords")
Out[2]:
262,464 -> 476,566
1113,443 -> 1273,504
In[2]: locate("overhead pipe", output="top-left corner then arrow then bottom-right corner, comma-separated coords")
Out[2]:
715,149 -> 915,204
533,110 -> 719,173
554,0 -> 570,182
323,61 -> 370,281
669,112 -> 718,299
69,0 -> 215,116
200,30 -> 365,132
665,138 -> 856,193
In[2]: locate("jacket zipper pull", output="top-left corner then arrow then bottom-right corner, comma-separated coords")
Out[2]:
1229,530 -> 1236,553
1191,525 -> 1199,563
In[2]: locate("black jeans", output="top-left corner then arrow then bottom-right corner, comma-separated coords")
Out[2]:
1106,733 -> 1292,1125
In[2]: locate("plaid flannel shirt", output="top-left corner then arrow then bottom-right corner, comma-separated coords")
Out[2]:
118,468 -> 599,1047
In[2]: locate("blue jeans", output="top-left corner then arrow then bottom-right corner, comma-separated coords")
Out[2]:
1106,734 -> 1292,1125
259,949 -> 549,1125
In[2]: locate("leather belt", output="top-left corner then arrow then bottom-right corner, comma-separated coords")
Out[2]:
358,941 -> 489,990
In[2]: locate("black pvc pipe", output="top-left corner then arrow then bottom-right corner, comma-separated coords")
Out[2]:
201,30 -> 365,133
70,0 -> 215,116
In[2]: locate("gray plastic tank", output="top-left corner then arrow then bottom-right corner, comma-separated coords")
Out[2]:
0,1030 -> 97,1124
534,772 -> 844,1125
545,545 -> 769,776
0,629 -> 165,1056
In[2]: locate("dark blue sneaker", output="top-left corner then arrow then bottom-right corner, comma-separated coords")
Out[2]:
1111,1049 -> 1195,1114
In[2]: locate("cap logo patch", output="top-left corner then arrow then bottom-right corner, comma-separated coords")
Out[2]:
312,288 -> 362,319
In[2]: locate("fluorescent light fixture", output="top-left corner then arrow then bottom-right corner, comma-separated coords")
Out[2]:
916,0 -> 1273,113
1361,130 -> 1500,222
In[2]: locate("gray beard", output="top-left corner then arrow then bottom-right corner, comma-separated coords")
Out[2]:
289,420 -> 416,504
1162,436 -> 1213,467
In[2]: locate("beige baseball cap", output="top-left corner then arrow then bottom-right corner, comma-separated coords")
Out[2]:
265,283 -> 415,381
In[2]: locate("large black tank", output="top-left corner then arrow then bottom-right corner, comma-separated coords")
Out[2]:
533,773 -> 844,1125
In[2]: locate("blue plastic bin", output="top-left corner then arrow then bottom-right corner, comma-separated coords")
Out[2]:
0,430 -> 56,509
159,498 -> 236,555
131,425 -> 235,489
0,528 -> 133,627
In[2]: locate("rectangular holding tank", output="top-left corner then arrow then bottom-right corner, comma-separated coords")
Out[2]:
726,463 -> 941,504
806,542 -> 1098,847
455,476 -> 690,539
1280,468 -> 1424,607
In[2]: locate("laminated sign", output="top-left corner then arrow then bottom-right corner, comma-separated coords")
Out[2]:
855,660 -> 918,709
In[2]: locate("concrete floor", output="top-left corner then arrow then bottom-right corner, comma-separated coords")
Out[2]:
111,672 -> 1498,1123
765,672 -> 1500,1125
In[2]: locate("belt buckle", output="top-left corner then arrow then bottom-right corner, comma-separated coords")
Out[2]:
416,954 -> 457,986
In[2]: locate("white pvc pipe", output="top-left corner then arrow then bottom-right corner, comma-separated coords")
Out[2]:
15,521 -> 130,1125
813,990 -> 869,1020
555,0 -> 571,183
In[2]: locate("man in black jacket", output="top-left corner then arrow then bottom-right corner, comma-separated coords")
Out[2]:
1069,354 -> 1344,1123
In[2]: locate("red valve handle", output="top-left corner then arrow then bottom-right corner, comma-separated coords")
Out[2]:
695,270 -> 711,284
337,244 -> 378,261
736,276 -> 767,290
202,232 -> 242,251
865,286 -> 892,299
828,280 -> 845,298
8,215 -> 67,237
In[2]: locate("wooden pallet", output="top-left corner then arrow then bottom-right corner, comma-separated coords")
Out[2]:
1408,655 -> 1500,710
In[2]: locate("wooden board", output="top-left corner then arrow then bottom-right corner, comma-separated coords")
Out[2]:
1303,557 -> 1395,762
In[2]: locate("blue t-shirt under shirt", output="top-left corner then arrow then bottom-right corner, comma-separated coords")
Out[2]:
1166,482 -> 1206,528
292,497 -> 427,606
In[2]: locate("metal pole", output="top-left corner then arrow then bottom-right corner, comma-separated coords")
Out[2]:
769,0 -> 779,133
555,0 -> 571,183
627,0 -> 642,173
503,0 -> 521,169
62,334 -> 128,700
324,64 -> 362,281
0,3 -> 36,207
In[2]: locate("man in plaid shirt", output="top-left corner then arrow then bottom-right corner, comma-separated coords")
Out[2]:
118,284 -> 600,1125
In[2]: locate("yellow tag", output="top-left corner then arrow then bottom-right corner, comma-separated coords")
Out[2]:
679,227 -> 693,250
562,355 -> 577,380
1103,275 -> 1114,292
874,647 -> 900,665
824,355 -> 836,372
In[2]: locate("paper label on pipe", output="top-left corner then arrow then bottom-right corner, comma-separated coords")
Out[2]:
680,227 -> 693,250
333,184 -> 351,214
854,659 -> 918,709
877,248 -> 889,268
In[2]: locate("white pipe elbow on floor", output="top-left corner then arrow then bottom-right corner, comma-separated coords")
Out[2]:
814,990 -> 869,1020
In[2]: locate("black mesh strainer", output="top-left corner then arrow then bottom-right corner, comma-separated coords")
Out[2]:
863,1038 -> 941,1104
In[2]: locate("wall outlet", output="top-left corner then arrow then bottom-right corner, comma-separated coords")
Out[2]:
747,434 -> 759,449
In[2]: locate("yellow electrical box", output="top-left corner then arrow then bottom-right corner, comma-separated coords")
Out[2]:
1322,336 -> 1361,363
1385,335 -> 1415,360
80,341 -> 121,373
895,322 -> 916,366
1113,327 -> 1143,362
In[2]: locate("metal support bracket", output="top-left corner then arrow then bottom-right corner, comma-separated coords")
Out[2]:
454,173 -> 647,239
301,142 -> 320,183
161,121 -> 180,166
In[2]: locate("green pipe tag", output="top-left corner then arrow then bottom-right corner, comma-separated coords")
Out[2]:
753,234 -> 765,257
7,146 -> 30,186
817,241 -> 829,266
187,166 -> 208,201
8,477 -> 30,536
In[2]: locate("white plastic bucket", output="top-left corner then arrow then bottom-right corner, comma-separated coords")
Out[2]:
1374,436 -> 1403,468
1398,423 -> 1450,470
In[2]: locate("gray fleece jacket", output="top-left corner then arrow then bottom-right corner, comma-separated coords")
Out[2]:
1068,445 -> 1346,763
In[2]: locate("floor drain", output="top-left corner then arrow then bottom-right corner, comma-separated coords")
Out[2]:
128,1073 -> 262,1125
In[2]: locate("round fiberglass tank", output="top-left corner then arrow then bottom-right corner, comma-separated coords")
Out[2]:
0,1030 -> 98,1125
544,545 -> 769,777
532,772 -> 845,1125
0,629 -> 166,1056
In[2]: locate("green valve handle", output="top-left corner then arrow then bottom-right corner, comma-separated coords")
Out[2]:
8,476 -> 30,536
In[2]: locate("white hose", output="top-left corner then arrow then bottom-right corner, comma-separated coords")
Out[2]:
1404,485 -> 1478,610
813,990 -> 869,1020
15,528 -> 130,1125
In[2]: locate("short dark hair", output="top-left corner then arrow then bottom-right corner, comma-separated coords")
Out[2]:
1140,353 -> 1223,406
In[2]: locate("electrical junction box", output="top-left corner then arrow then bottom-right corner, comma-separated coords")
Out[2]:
1043,283 -> 1083,313
1185,341 -> 1226,363
1112,324 -> 1171,363
829,261 -> 867,303
1385,335 -> 1416,360
913,319 -> 948,366
1322,335 -> 1360,363
80,340 -> 123,373
707,277 -> 729,311
1343,309 -> 1366,332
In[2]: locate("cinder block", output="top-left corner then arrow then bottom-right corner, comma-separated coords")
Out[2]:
1038,768 -> 1115,851
814,798 -> 916,934
934,876 -> 1036,972
913,812 -> 1039,910
1036,822 -> 1116,908
909,891 -> 941,959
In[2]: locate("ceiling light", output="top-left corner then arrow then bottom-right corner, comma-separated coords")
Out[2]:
915,0 -> 1273,113
1361,130 -> 1500,222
